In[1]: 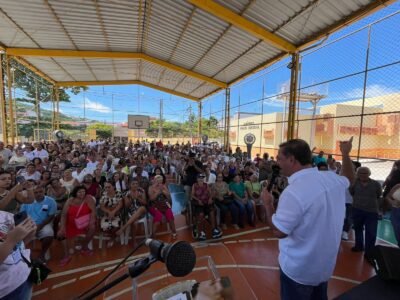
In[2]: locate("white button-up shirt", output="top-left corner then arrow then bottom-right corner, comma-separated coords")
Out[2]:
33,149 -> 49,159
272,167 -> 348,285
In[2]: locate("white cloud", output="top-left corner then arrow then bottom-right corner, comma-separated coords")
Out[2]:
263,93 -> 287,108
344,84 -> 399,100
84,98 -> 112,113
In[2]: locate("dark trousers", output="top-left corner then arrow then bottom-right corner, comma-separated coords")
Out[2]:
390,207 -> 400,247
280,269 -> 327,300
352,207 -> 378,253
215,201 -> 239,225
2,279 -> 32,300
234,199 -> 254,226
343,204 -> 353,232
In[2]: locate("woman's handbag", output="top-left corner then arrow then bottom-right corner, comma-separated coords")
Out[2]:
100,216 -> 121,231
74,202 -> 90,229
21,253 -> 51,285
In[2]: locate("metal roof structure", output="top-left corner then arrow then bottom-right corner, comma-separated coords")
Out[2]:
0,0 -> 395,101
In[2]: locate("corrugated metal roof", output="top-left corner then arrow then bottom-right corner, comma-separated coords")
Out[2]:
0,0 -> 393,100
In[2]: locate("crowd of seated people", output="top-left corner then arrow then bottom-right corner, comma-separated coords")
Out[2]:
0,138 -> 399,278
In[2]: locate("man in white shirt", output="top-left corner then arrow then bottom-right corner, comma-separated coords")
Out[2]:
0,141 -> 12,169
33,143 -> 49,160
85,156 -> 98,174
72,165 -> 89,183
23,145 -> 35,161
262,138 -> 355,300
87,139 -> 97,148
131,165 -> 149,179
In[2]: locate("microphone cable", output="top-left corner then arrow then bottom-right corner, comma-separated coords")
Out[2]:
75,238 -> 146,300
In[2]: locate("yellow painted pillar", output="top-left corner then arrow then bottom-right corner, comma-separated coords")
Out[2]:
0,54 -> 7,142
224,88 -> 231,152
6,56 -> 15,144
198,101 -> 202,139
51,87 -> 55,133
55,87 -> 60,130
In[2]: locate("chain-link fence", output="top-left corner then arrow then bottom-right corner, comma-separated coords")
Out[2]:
1,55 -> 199,144
202,10 -> 400,181
1,56 -> 90,142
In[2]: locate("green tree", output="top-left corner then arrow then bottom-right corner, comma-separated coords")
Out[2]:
11,64 -> 87,104
145,116 -> 223,139
146,120 -> 185,138
87,123 -> 113,139
202,116 -> 224,139
8,60 -> 87,129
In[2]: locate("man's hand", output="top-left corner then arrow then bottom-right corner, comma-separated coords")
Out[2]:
261,186 -> 274,207
339,136 -> 355,184
340,136 -> 353,156
194,279 -> 224,300
11,183 -> 24,193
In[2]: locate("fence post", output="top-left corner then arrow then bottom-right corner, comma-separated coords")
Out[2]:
287,53 -> 300,141
224,87 -> 230,152
357,25 -> 372,160
198,101 -> 202,140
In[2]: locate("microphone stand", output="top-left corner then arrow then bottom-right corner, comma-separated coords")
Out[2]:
81,256 -> 157,300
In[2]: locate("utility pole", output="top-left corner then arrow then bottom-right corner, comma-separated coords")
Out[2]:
83,91 -> 86,139
158,99 -> 163,140
83,91 -> 86,122
198,101 -> 202,140
35,79 -> 40,134
188,104 -> 193,145
111,94 -> 114,142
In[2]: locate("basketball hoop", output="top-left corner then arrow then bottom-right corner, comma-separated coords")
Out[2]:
128,115 -> 150,129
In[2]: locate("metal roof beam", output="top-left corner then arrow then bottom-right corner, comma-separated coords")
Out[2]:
11,56 -> 57,85
188,0 -> 296,53
6,48 -> 227,88
55,80 -> 200,102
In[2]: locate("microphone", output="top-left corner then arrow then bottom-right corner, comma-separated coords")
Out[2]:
145,239 -> 196,277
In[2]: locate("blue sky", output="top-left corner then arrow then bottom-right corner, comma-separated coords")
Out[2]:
39,1 -> 399,125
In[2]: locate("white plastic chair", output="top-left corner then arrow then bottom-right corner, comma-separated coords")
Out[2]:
123,215 -> 152,245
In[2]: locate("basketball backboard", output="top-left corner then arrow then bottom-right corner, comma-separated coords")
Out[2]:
128,115 -> 150,129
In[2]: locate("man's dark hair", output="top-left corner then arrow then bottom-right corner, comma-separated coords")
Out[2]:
352,161 -> 361,170
317,162 -> 328,170
0,170 -> 11,176
279,139 -> 312,166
